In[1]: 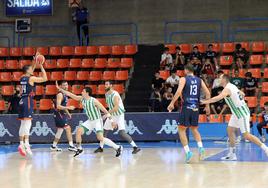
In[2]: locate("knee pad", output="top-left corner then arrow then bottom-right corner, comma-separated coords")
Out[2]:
55,128 -> 64,139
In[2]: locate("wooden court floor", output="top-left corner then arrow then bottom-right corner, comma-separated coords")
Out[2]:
0,143 -> 267,188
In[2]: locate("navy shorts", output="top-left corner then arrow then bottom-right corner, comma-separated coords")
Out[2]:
18,97 -> 34,120
179,107 -> 199,127
53,110 -> 68,128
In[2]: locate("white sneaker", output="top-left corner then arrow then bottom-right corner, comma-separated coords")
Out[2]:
221,153 -> 237,161
18,144 -> 26,157
50,145 -> 62,152
261,136 -> 266,143
25,145 -> 33,156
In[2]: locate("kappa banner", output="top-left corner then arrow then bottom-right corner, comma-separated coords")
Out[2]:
0,113 -> 227,143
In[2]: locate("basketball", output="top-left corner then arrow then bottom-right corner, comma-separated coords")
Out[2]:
36,54 -> 45,64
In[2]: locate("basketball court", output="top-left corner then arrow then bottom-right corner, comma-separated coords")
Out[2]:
0,142 -> 267,188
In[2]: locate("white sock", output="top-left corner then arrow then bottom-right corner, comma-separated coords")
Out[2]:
183,145 -> 190,153
77,143 -> 82,150
261,143 -> 268,152
130,141 -> 137,147
25,139 -> 30,146
69,141 -> 74,147
52,141 -> 57,147
100,141 -> 104,148
229,147 -> 235,154
103,138 -> 119,150
197,141 -> 203,148
20,141 -> 24,145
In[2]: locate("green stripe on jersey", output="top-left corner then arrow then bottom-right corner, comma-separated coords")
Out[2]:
106,92 -> 125,116
82,97 -> 101,121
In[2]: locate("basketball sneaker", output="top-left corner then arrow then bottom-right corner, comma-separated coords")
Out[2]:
198,147 -> 205,160
74,149 -> 84,157
185,151 -> 193,163
94,147 -> 104,153
221,153 -> 237,161
50,145 -> 62,152
261,135 -> 266,143
115,146 -> 123,157
132,147 -> 141,154
68,145 -> 77,152
18,144 -> 26,157
25,145 -> 33,156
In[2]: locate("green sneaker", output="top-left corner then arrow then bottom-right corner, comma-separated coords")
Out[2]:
185,151 -> 193,163
198,147 -> 205,161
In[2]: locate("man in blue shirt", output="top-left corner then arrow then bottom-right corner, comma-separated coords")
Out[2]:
74,3 -> 89,45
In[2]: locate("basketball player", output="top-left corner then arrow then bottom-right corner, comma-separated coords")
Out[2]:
94,81 -> 141,154
202,74 -> 268,160
55,82 -> 123,157
18,53 -> 47,157
167,64 -> 211,163
50,81 -> 76,152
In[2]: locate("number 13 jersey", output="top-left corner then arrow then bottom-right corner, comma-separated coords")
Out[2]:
182,75 -> 201,109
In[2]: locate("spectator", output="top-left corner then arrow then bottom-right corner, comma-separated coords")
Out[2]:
212,70 -> 224,96
8,85 -> 21,114
244,72 -> 258,96
210,90 -> 228,114
161,87 -> 174,112
200,74 -> 213,88
201,58 -> 215,79
152,71 -> 165,91
233,43 -> 249,69
166,71 -> 180,93
189,46 -> 203,61
204,44 -> 219,70
73,2 -> 89,45
174,46 -> 185,70
230,69 -> 244,90
256,102 -> 268,142
160,47 -> 173,70
149,89 -> 162,112
191,57 -> 202,77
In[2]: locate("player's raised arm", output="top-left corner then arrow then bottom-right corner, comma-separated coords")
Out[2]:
30,53 -> 47,84
56,81 -> 82,101
56,93 -> 75,111
202,88 -> 231,105
167,77 -> 186,112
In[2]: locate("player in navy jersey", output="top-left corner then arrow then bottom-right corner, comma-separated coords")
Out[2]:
50,81 -> 76,152
18,53 -> 47,157
168,64 -> 210,163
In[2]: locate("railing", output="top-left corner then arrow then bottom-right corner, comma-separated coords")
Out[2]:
80,22 -> 138,45
169,30 -> 218,43
164,19 -> 223,43
228,17 -> 268,41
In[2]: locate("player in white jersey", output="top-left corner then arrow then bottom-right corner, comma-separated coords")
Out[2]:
202,74 -> 268,160
94,81 -> 141,154
56,82 -> 123,158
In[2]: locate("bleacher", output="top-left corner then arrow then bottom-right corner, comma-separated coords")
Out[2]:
0,45 -> 137,112
163,41 -> 268,124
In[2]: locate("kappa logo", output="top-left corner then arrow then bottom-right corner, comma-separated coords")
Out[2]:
157,120 -> 178,135
30,121 -> 55,136
114,120 -> 143,135
0,122 -> 13,137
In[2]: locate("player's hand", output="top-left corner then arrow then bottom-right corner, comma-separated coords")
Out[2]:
201,100 -> 208,105
55,81 -> 60,90
68,106 -> 75,110
103,113 -> 111,119
167,103 -> 174,112
67,113 -> 72,119
111,122 -> 118,130
204,105 -> 210,115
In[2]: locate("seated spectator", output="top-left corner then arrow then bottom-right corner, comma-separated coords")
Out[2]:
201,58 -> 215,79
160,47 -> 173,70
204,44 -> 219,70
8,85 -> 21,114
152,71 -> 165,91
191,57 -> 202,77
212,70 -> 224,96
161,87 -> 174,112
230,69 -> 244,90
256,102 -> 268,142
166,71 -> 180,93
233,43 -> 249,69
149,89 -> 162,112
174,46 -> 185,70
189,46 -> 203,62
211,90 -> 228,114
244,72 -> 258,96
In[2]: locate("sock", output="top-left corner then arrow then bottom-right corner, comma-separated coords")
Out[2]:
20,141 -> 24,145
261,143 -> 268,152
77,143 -> 82,150
25,139 -> 29,146
130,141 -> 137,148
100,141 -> 104,149
52,141 -> 57,147
103,138 -> 119,150
229,147 -> 235,154
69,141 -> 74,147
183,145 -> 190,153
197,141 -> 203,148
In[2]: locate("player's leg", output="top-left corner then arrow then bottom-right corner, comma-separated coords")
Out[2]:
257,122 -> 266,142
51,128 -> 64,152
18,120 -> 27,156
94,118 -> 111,153
65,125 -> 76,151
23,119 -> 33,156
73,126 -> 85,157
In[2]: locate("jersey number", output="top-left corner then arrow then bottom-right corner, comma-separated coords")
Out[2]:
21,85 -> 26,94
190,85 -> 197,95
